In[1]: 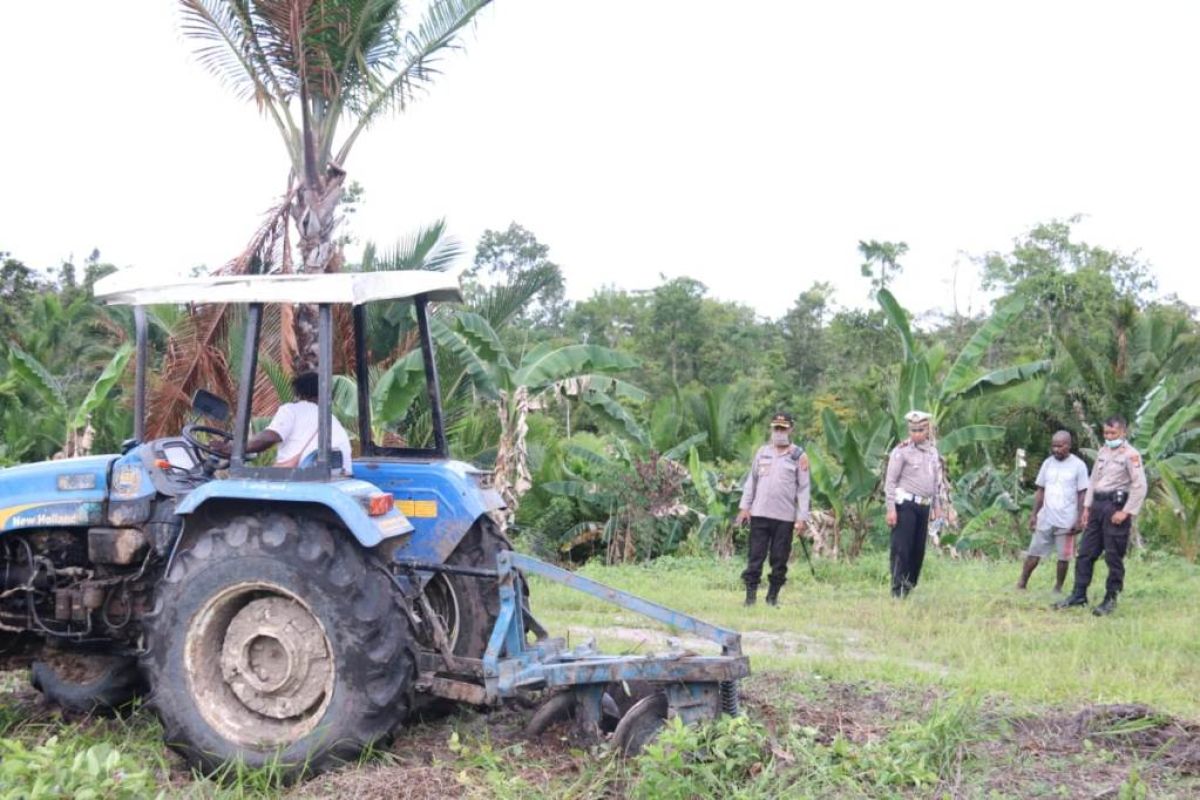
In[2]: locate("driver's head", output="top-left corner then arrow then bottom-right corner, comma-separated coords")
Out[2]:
292,372 -> 319,402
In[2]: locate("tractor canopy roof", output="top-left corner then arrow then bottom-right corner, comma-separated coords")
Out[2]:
93,270 -> 463,307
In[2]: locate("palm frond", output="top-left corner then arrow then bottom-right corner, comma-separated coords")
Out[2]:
470,263 -> 559,329
359,221 -> 463,273
336,0 -> 492,161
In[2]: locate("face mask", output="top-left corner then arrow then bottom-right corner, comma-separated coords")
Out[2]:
771,431 -> 790,446
1106,438 -> 1124,449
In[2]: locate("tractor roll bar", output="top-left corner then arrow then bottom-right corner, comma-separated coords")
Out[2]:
133,306 -> 147,444
230,303 -> 263,468
352,304 -> 373,456
415,297 -> 448,458
317,304 -> 333,470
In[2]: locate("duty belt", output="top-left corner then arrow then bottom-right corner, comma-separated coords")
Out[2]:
896,490 -> 932,506
1093,490 -> 1128,504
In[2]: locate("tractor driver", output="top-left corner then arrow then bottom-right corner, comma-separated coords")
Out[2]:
216,372 -> 354,476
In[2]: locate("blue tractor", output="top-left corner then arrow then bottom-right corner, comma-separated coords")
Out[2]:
0,271 -> 748,777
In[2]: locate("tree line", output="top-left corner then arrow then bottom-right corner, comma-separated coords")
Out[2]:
1,215 -> 1196,566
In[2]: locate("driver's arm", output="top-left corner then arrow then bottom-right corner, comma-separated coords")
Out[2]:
244,429 -> 282,455
211,429 -> 280,457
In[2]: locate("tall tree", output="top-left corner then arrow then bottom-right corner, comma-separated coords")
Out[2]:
649,277 -> 707,389
781,281 -> 834,386
858,239 -> 908,296
467,223 -> 566,332
179,0 -> 492,369
977,216 -> 1156,345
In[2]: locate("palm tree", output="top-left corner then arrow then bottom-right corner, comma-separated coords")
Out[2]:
175,0 -> 492,372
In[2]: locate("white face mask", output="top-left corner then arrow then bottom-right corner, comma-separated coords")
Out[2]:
771,431 -> 791,446
1105,438 -> 1124,449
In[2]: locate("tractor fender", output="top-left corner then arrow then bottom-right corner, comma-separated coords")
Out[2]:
352,458 -> 505,564
174,478 -> 413,548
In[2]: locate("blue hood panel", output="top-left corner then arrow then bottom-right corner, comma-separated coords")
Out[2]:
0,455 -> 116,531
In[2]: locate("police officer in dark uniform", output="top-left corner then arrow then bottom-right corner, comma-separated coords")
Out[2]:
884,410 -> 944,598
1055,415 -> 1147,616
736,413 -> 811,607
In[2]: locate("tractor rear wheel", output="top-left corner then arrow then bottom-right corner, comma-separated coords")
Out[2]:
429,517 -> 511,658
142,513 -> 415,778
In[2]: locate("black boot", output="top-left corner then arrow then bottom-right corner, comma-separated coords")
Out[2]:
1092,594 -> 1118,616
744,586 -> 757,607
1053,591 -> 1087,610
765,585 -> 780,607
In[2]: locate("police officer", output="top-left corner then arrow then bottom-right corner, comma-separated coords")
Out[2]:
1055,415 -> 1147,616
884,410 -> 943,598
735,412 -> 811,607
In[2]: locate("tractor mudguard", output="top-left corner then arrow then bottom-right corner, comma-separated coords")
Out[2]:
0,455 -> 114,532
174,478 -> 414,547
353,458 -> 505,563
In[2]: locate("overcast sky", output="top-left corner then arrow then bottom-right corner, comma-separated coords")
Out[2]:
2,1 -> 1198,319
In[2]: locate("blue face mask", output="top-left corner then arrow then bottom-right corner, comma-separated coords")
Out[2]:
1105,438 -> 1124,449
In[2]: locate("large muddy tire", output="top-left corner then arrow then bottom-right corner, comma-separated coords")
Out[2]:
430,517 -> 510,658
141,513 -> 415,778
31,653 -> 144,713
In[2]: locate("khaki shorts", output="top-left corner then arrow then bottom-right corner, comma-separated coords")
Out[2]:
1027,526 -> 1076,560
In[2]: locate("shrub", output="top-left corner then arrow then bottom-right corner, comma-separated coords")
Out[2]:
0,737 -> 161,799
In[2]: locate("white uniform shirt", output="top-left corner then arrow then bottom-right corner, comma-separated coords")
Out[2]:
1034,453 -> 1089,530
266,401 -> 354,476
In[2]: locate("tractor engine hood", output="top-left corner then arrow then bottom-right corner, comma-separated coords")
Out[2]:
0,454 -> 116,532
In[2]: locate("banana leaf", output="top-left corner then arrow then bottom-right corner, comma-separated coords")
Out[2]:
580,388 -> 648,446
374,349 -> 427,422
952,360 -> 1050,401
7,345 -> 64,408
430,314 -> 501,399
877,288 -> 914,361
70,345 -> 134,431
940,297 -> 1027,399
515,344 -> 639,391
1146,404 -> 1200,460
937,424 -> 1005,455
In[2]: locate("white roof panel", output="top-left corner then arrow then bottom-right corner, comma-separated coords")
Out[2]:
93,270 -> 463,306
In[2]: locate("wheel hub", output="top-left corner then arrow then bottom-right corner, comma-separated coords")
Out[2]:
219,596 -> 331,720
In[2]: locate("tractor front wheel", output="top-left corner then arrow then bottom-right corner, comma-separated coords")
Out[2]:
142,513 -> 415,778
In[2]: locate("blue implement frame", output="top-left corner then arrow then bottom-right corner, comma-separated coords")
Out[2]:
459,552 -> 750,732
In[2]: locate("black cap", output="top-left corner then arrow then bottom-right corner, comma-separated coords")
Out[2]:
770,412 -> 794,428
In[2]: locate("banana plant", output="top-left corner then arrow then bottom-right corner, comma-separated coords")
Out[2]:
686,446 -> 741,558
3,343 -> 134,459
1155,463 -> 1200,562
539,437 -> 690,563
408,311 -> 643,515
877,289 -> 1048,448
811,408 -> 894,557
1128,374 -> 1200,484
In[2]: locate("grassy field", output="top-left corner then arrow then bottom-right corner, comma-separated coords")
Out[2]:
0,551 -> 1198,798
531,550 -> 1200,718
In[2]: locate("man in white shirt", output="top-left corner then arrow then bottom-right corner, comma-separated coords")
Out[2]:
1017,431 -> 1089,592
239,372 -> 354,475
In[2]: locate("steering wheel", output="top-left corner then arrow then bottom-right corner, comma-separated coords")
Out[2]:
183,423 -> 234,459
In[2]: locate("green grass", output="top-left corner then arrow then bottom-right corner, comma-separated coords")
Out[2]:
0,552 -> 1197,797
527,550 -> 1200,717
